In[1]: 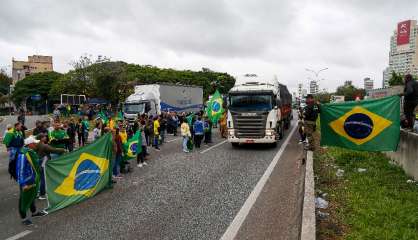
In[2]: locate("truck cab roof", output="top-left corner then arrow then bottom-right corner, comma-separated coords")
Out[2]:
229,75 -> 279,95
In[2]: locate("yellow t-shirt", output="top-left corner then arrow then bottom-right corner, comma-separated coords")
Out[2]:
119,131 -> 128,144
153,120 -> 160,135
109,120 -> 115,130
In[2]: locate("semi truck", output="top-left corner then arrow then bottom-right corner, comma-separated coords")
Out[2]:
227,74 -> 292,147
123,84 -> 203,122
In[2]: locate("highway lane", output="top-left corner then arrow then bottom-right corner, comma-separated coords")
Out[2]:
0,121 -> 304,240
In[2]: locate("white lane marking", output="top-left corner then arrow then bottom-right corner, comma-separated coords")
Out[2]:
200,140 -> 227,154
5,230 -> 32,240
220,123 -> 298,240
166,138 -> 181,143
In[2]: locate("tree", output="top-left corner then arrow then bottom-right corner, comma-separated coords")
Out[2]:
335,84 -> 366,101
389,71 -> 404,86
315,92 -> 331,103
12,71 -> 62,107
0,71 -> 12,106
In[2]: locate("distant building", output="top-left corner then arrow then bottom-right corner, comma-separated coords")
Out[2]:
309,80 -> 318,94
364,77 -> 374,91
298,83 -> 303,98
382,20 -> 418,87
344,80 -> 352,86
382,67 -> 391,88
12,55 -> 53,84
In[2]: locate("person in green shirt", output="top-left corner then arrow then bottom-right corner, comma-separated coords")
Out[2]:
3,122 -> 25,169
48,123 -> 69,155
81,116 -> 90,144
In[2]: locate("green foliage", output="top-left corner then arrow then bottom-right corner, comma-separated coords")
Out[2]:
0,71 -> 11,95
335,84 -> 366,101
389,71 -> 404,86
315,147 -> 418,239
12,71 -> 62,106
50,56 -> 236,105
315,92 -> 331,103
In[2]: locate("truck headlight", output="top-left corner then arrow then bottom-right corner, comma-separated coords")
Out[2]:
228,130 -> 235,136
265,129 -> 275,136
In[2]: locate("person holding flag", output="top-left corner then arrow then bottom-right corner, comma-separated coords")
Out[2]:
3,122 -> 25,178
16,136 -> 48,226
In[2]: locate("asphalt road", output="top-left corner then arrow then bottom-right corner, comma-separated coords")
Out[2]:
0,120 -> 305,240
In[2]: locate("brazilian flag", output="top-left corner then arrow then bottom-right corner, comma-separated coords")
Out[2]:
123,131 -> 142,161
45,133 -> 113,213
320,96 -> 400,151
98,111 -> 108,125
206,90 -> 224,124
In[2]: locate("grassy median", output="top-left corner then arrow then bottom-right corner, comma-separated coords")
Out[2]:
314,140 -> 418,240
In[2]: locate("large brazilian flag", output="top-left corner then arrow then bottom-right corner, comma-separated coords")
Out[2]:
45,133 -> 113,213
320,96 -> 400,151
206,90 -> 224,124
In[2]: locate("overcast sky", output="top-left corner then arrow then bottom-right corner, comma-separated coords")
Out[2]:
1,0 -> 417,93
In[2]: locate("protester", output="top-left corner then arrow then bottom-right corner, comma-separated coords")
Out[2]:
33,121 -> 47,136
66,119 -> 77,151
17,109 -> 26,126
203,117 -> 212,144
136,128 -> 148,168
159,113 -> 167,144
82,116 -> 90,145
153,116 -> 161,151
93,122 -> 101,141
76,118 -> 84,147
403,74 -> 418,129
144,116 -> 152,146
303,94 -> 320,151
4,122 -> 25,180
119,127 -> 128,144
298,107 -> 306,143
3,124 -> 12,138
414,114 -> 418,133
34,133 -> 66,199
16,136 -> 48,226
193,116 -> 204,148
113,128 -> 123,178
53,108 -> 60,120
181,118 -> 191,153
219,111 -> 228,138
49,123 -> 69,157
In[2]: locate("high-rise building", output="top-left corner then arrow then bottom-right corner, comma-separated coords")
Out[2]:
298,83 -> 303,98
382,67 -> 391,88
12,55 -> 53,84
344,80 -> 352,86
364,77 -> 374,91
309,80 -> 318,94
382,20 -> 418,87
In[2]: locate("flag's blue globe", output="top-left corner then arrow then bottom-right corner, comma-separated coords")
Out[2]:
343,113 -> 373,139
212,101 -> 221,113
74,160 -> 101,191
130,143 -> 137,154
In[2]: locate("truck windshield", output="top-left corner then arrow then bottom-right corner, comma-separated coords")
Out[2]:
229,94 -> 273,111
124,103 -> 145,114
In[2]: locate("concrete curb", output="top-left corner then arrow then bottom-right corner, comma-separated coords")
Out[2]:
301,151 -> 316,240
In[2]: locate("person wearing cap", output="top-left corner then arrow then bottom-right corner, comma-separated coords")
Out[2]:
303,94 -> 320,151
16,136 -> 47,226
3,124 -> 12,138
48,123 -> 69,155
33,133 -> 66,199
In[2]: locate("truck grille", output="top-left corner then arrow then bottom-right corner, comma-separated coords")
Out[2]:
231,112 -> 268,139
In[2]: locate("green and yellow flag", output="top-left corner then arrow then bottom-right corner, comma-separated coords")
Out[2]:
320,96 -> 400,151
206,90 -> 224,124
45,133 -> 113,213
123,131 -> 142,161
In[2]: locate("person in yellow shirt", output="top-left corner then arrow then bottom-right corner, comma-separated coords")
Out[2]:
153,116 -> 160,151
119,127 -> 128,144
108,117 -> 115,130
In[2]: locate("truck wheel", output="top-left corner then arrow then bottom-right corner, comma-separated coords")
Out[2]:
231,142 -> 240,148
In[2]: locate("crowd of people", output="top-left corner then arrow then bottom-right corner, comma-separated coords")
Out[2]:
2,106 -> 228,226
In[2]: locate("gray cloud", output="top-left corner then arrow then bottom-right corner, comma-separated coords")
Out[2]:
1,0 -> 418,92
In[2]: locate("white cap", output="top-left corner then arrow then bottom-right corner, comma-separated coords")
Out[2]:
24,135 -> 40,145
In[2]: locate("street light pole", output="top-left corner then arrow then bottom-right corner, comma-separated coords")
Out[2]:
305,68 -> 328,94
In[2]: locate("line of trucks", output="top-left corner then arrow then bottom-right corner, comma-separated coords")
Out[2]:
122,74 -> 292,147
